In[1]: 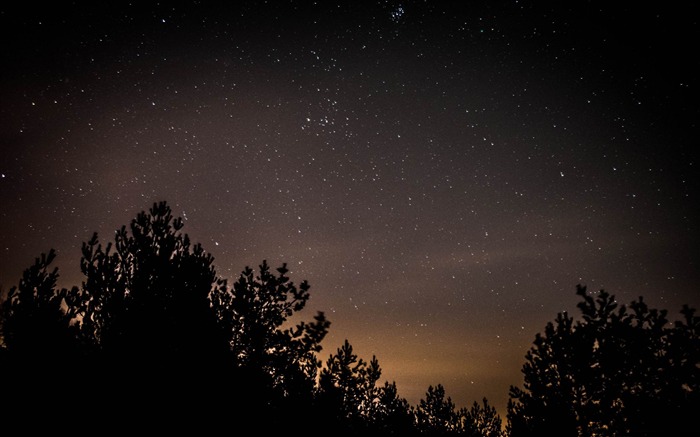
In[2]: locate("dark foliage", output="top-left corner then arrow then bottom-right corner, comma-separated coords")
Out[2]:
25,201 -> 700,435
415,383 -> 464,434
463,398 -> 503,437
0,250 -> 83,425
507,285 -> 700,437
0,202 -> 334,431
0,202 -> 485,434
210,258 -> 331,429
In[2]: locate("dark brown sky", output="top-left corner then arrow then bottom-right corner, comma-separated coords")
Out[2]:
1,1 -> 697,416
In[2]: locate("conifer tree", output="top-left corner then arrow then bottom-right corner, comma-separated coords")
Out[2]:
507,285 -> 700,436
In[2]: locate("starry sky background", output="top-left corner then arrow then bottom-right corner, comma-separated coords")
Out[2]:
1,1 -> 697,417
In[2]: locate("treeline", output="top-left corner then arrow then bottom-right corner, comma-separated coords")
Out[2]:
1,201 -> 697,436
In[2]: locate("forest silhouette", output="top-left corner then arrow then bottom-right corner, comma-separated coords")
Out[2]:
1,201 -> 697,436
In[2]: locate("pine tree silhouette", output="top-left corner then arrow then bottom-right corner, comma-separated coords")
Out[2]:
507,285 -> 700,436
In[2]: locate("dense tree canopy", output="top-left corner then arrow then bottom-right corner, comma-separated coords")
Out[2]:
507,285 -> 700,437
2,201 -> 696,435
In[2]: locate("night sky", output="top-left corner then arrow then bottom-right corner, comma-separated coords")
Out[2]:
1,1 -> 697,417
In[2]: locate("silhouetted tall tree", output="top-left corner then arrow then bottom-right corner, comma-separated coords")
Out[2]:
463,398 -> 502,437
0,250 -> 78,358
415,384 -> 464,435
67,201 -> 234,428
0,250 -> 84,426
317,339 -> 383,432
316,338 -> 423,435
209,259 -> 330,429
507,285 -> 700,437
77,202 -> 229,367
369,380 -> 417,435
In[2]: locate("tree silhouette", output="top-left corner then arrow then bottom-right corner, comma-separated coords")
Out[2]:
209,259 -> 331,429
317,339 -> 383,431
316,338 -> 422,435
415,383 -> 464,435
66,201 -> 234,428
316,340 -> 504,436
0,250 -> 85,427
369,380 -> 417,435
507,285 -> 700,437
0,198 -> 512,435
463,398 -> 503,437
0,250 -> 77,358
